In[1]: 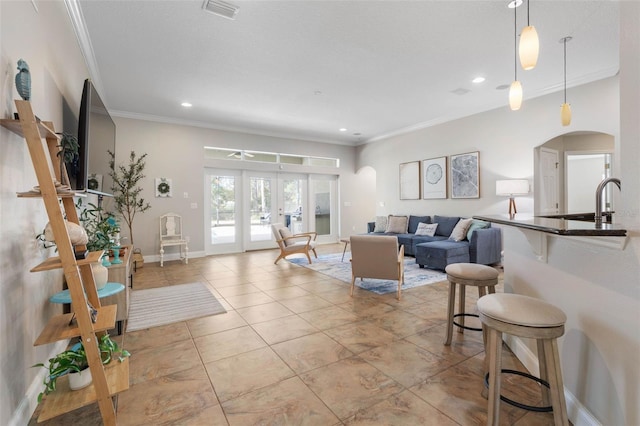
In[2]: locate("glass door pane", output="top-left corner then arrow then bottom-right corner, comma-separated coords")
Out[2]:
205,169 -> 241,254
249,176 -> 274,243
280,176 -> 305,234
310,175 -> 338,243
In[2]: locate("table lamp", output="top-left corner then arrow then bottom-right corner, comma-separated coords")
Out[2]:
496,179 -> 530,215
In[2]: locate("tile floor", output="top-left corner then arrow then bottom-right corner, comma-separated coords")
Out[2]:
31,244 -> 560,425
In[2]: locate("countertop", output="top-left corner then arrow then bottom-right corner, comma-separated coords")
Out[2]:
473,214 -> 627,237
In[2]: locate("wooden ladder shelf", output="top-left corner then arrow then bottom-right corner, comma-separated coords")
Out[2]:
3,100 -> 128,424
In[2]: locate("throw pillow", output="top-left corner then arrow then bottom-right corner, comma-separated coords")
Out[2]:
373,216 -> 388,233
466,219 -> 490,241
408,215 -> 431,234
386,215 -> 409,234
279,227 -> 293,246
415,222 -> 438,236
449,218 -> 473,242
433,215 -> 461,237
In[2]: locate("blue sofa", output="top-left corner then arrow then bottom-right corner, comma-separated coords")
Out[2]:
367,215 -> 502,271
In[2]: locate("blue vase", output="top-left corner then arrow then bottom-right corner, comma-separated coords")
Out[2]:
15,59 -> 31,101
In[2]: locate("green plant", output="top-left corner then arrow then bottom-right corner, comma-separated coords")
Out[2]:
76,199 -> 120,252
33,334 -> 130,403
108,150 -> 151,247
56,133 -> 79,186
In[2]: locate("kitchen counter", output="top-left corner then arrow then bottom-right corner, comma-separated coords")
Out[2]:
473,213 -> 627,237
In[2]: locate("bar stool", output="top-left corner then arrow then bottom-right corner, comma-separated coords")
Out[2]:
477,293 -> 568,426
444,263 -> 499,345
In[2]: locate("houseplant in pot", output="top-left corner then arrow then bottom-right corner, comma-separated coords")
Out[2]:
33,334 -> 130,402
108,150 -> 151,267
76,199 -> 120,288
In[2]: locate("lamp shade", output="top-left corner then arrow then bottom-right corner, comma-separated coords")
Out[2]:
561,103 -> 572,126
509,81 -> 523,110
519,25 -> 539,70
496,179 -> 529,196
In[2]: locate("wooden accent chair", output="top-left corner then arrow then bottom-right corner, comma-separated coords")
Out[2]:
271,223 -> 318,264
350,235 -> 405,300
159,213 -> 189,267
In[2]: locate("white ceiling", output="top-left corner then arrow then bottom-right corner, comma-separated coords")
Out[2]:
73,0 -> 619,146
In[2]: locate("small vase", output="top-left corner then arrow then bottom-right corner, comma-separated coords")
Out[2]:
91,262 -> 108,290
101,253 -> 112,267
68,368 -> 92,390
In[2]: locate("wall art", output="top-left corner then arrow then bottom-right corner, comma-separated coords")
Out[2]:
399,161 -> 420,200
422,156 -> 447,199
450,151 -> 480,199
155,177 -> 172,198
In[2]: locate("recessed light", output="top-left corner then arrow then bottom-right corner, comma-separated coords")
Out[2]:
181,102 -> 192,107
507,0 -> 523,8
339,128 -> 347,132
353,132 -> 361,136
472,77 -> 486,84
496,84 -> 510,90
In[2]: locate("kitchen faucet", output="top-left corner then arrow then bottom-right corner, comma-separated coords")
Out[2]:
595,177 -> 621,228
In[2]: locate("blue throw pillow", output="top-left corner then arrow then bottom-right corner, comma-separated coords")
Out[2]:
466,219 -> 490,240
433,215 -> 461,237
408,215 -> 430,234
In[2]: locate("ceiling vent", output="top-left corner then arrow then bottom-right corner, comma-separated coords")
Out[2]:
450,88 -> 471,96
202,0 -> 239,20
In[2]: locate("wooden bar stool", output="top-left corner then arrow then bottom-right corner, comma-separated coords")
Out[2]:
444,263 -> 499,345
477,293 -> 569,426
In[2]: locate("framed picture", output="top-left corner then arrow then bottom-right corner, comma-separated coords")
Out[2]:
399,161 -> 420,200
450,151 -> 480,199
155,177 -> 172,198
422,156 -> 447,199
87,174 -> 103,192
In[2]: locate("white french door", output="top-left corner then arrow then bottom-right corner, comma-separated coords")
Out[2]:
245,172 -> 307,251
205,169 -> 337,253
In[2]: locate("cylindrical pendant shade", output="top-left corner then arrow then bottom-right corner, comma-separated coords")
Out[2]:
509,80 -> 523,111
519,25 -> 539,70
561,103 -> 572,126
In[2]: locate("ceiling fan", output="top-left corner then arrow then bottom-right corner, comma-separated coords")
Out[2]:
227,151 -> 254,159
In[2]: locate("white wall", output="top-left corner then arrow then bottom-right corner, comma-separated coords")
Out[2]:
0,2 -> 90,425
110,117 -> 373,257
357,77 -> 619,219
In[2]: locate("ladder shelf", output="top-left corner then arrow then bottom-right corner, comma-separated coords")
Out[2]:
2,100 -> 127,425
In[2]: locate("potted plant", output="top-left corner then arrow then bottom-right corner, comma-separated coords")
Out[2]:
33,334 -> 130,403
76,199 -> 120,253
108,150 -> 151,267
76,199 -> 120,288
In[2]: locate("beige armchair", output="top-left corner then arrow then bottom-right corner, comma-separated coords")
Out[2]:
350,235 -> 405,300
271,223 -> 318,264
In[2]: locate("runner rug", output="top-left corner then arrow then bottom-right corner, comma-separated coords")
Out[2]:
127,282 -> 226,332
288,253 -> 447,295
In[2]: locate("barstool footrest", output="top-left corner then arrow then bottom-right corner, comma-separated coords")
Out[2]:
484,370 -> 553,413
452,313 -> 483,332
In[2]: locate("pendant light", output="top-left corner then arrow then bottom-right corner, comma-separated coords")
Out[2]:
509,3 -> 523,110
560,36 -> 572,126
519,0 -> 539,70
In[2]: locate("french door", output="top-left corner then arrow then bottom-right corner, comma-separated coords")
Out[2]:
205,169 -> 336,254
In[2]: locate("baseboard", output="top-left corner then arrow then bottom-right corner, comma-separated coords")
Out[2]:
10,340 -> 68,426
504,335 -> 601,426
143,250 -> 206,264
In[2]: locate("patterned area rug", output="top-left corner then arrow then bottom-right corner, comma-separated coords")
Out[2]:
288,253 -> 447,294
127,282 -> 226,332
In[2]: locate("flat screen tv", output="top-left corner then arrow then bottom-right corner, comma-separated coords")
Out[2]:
66,79 -> 116,197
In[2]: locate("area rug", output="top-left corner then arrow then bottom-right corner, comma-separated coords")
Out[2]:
127,282 -> 226,332
288,253 -> 447,294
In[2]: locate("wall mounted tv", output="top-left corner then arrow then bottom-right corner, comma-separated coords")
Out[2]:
66,79 -> 116,197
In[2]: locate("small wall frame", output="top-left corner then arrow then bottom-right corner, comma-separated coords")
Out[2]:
155,177 -> 172,198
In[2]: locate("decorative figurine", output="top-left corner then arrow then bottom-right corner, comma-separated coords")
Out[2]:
15,59 -> 31,101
